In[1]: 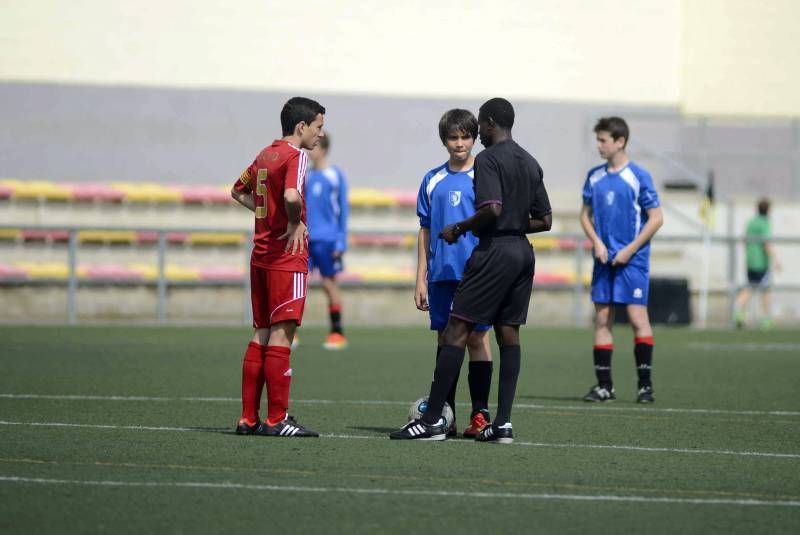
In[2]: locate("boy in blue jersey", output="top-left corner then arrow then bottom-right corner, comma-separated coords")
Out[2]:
580,117 -> 663,403
306,135 -> 349,349
415,109 -> 493,438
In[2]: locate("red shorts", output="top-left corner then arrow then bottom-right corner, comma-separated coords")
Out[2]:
250,266 -> 307,328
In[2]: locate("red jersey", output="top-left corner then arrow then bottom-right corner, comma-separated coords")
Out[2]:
234,139 -> 309,272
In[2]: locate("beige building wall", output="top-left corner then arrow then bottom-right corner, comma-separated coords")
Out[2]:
681,0 -> 800,117
1,0 -> 797,116
0,0 -> 681,105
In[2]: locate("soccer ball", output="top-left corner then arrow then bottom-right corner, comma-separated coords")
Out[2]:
408,396 -> 454,429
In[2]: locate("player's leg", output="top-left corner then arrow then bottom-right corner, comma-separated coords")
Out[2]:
620,263 -> 654,403
734,285 -> 753,328
430,281 -> 463,435
321,275 -> 347,349
627,304 -> 655,403
464,327 -> 493,437
584,262 -> 616,402
759,274 -> 773,329
256,270 -> 317,437
236,268 -> 270,434
423,316 -> 472,425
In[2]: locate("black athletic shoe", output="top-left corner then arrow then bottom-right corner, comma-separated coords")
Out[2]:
254,415 -> 319,437
475,422 -> 513,444
235,419 -> 259,435
636,385 -> 655,404
389,419 -> 447,441
583,384 -> 616,402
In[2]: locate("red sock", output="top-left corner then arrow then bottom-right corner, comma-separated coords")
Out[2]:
240,342 -> 265,425
264,345 -> 292,425
635,336 -> 654,346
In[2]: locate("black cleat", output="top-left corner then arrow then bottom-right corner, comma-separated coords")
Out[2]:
636,385 -> 655,404
476,422 -> 513,444
254,415 -> 319,437
235,419 -> 259,435
446,420 -> 458,438
583,384 -> 616,402
389,418 -> 447,441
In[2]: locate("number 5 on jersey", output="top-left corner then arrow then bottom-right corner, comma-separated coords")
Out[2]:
255,169 -> 268,219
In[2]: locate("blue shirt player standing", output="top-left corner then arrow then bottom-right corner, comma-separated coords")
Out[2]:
415,109 -> 493,438
580,117 -> 663,404
306,135 -> 349,350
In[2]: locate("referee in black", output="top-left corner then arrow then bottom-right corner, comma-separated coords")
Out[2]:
390,97 -> 552,443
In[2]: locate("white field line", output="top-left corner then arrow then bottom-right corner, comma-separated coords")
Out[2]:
2,393 -> 799,417
0,476 -> 798,508
1,420 -> 798,460
687,342 -> 800,352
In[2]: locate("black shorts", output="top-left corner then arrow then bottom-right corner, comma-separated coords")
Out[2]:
450,236 -> 535,326
747,269 -> 769,287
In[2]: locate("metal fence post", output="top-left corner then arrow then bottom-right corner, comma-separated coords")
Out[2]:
726,200 -> 737,328
67,229 -> 77,325
156,231 -> 167,324
573,238 -> 585,327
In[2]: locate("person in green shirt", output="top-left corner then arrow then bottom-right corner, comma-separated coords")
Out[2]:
734,198 -> 780,329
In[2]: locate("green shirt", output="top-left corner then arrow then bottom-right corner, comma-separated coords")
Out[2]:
745,215 -> 771,272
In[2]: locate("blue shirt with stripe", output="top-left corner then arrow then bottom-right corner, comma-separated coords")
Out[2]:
417,162 -> 479,282
582,161 -> 660,268
306,165 -> 348,252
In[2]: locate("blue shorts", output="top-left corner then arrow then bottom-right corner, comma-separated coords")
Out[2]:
591,262 -> 650,305
308,240 -> 343,278
428,280 -> 491,332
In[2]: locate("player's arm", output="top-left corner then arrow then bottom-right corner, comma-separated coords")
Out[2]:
528,213 -> 552,234
415,227 -> 430,311
612,206 -> 663,266
580,204 -> 608,264
440,204 -> 499,245
335,174 -> 349,257
231,167 -> 256,212
279,188 -> 307,255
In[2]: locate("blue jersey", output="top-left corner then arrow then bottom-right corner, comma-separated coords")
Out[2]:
306,165 -> 348,252
582,161 -> 660,268
417,162 -> 479,282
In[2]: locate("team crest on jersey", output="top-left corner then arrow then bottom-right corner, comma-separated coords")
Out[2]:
606,191 -> 615,206
633,288 -> 643,299
449,191 -> 462,207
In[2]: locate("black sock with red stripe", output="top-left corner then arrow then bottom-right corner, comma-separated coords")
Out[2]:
593,344 -> 614,388
329,303 -> 342,334
634,336 -> 654,388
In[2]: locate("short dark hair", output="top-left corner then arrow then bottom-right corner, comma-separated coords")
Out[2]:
280,97 -> 326,136
594,116 -> 629,147
757,198 -> 770,216
478,98 -> 514,129
438,109 -> 478,144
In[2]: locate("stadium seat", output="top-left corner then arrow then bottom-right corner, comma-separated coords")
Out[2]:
69,183 -> 126,203
0,263 -> 28,280
0,228 -> 22,241
110,182 -> 182,203
197,266 -> 245,282
180,185 -> 233,205
349,188 -> 397,208
21,229 -> 70,242
15,261 -> 70,280
530,237 -> 559,251
188,232 -> 245,246
77,230 -> 137,244
0,184 -> 13,200
0,180 -> 74,201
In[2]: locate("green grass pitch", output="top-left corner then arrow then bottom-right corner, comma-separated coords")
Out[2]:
1,325 -> 799,533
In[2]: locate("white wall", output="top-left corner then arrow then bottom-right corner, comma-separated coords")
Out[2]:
681,0 -> 800,117
0,0 -> 682,105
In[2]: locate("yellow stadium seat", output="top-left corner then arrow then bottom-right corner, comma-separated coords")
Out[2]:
529,237 -> 558,251
0,228 -> 22,241
349,188 -> 397,208
14,261 -> 70,279
110,182 -> 182,203
188,232 -> 246,246
0,180 -> 73,201
78,230 -> 137,244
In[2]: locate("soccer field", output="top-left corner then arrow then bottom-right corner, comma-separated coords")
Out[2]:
1,326 -> 799,533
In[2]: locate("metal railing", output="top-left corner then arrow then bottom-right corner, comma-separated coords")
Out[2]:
2,223 -> 798,327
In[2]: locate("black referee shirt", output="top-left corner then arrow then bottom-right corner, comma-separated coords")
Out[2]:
473,139 -> 551,239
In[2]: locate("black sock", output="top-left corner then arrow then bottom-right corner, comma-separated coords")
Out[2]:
468,361 -> 493,415
329,306 -> 342,334
593,345 -> 613,388
434,345 -> 460,419
422,345 -> 465,425
634,339 -> 654,388
494,345 -> 520,426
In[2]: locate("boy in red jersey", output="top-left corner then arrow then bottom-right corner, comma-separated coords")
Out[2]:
232,97 -> 325,437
